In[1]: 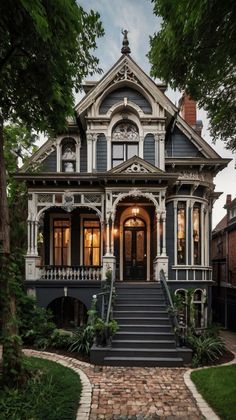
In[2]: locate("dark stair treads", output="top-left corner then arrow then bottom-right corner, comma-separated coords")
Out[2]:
112,339 -> 176,349
103,356 -> 183,367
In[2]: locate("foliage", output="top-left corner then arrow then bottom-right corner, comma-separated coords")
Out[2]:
69,325 -> 95,355
0,0 -> 104,132
186,332 -> 224,367
0,357 -> 82,420
149,0 -> 236,149
49,329 -> 74,350
0,0 -> 103,387
191,364 -> 236,420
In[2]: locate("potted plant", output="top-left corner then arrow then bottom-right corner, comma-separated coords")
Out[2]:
94,318 -> 119,347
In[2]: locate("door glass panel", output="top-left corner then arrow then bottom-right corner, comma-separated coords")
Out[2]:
136,231 -> 144,261
127,144 -> 138,159
83,221 -> 101,266
124,218 -> 144,227
125,231 -> 132,261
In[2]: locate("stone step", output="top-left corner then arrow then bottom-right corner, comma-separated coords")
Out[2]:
113,310 -> 168,318
115,303 -> 167,311
117,323 -> 172,332
112,339 -> 176,349
104,356 -> 183,367
115,330 -> 174,340
116,297 -> 165,304
108,347 -> 180,358
115,317 -> 170,325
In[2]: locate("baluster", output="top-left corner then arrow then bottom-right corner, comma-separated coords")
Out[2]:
88,267 -> 91,280
57,267 -> 61,280
81,266 -> 84,280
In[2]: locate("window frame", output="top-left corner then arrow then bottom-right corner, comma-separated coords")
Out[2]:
52,218 -> 71,266
177,202 -> 186,265
112,141 -> 139,167
82,218 -> 101,266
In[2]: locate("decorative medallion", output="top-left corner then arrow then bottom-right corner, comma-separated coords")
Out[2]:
112,122 -> 139,141
125,163 -> 149,173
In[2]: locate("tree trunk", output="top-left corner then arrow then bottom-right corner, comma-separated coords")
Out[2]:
0,117 -> 24,387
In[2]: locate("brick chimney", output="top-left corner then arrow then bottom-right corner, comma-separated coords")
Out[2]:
226,194 -> 232,205
179,93 -> 203,136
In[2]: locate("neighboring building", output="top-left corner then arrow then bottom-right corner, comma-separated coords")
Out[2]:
16,34 -> 229,332
212,195 -> 236,331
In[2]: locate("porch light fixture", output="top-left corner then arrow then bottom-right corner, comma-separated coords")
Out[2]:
132,206 -> 140,217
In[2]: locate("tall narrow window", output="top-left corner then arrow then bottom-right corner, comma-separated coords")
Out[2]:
193,204 -> 201,265
53,220 -> 70,265
83,220 -> 101,266
177,202 -> 186,264
193,289 -> 205,328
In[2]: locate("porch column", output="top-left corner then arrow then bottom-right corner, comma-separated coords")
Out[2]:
162,211 -> 167,256
156,211 -> 161,256
30,220 -> 34,255
27,219 -> 31,255
106,218 -> 111,255
34,220 -> 39,256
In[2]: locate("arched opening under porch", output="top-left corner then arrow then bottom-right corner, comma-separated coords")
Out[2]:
47,296 -> 87,329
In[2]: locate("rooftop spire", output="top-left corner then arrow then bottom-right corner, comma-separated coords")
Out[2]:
121,29 -> 131,54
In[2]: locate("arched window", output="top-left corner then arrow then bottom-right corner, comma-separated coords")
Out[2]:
112,122 -> 139,167
193,289 -> 206,328
61,137 -> 76,172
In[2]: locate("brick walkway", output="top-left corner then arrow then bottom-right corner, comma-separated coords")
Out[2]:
24,349 -> 200,419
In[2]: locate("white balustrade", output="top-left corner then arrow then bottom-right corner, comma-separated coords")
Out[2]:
40,265 -> 102,281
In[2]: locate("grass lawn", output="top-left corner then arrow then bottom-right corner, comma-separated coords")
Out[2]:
191,364 -> 236,420
0,356 -> 82,420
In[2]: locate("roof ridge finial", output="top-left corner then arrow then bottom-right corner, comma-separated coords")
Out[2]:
121,29 -> 131,54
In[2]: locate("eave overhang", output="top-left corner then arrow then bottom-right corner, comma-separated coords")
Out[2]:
165,158 -> 231,174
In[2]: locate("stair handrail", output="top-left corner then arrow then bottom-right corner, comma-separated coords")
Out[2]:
106,268 -> 115,324
159,269 -> 179,329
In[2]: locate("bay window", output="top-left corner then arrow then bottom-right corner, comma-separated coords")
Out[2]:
193,204 -> 201,265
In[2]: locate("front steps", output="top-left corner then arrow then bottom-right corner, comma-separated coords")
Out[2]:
90,282 -> 192,367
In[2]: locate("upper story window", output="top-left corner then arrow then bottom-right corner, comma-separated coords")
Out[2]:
61,138 -> 76,172
112,122 -> 139,168
177,202 -> 186,265
193,204 -> 201,265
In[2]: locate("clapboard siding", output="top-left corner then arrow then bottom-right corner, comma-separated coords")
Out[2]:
166,127 -> 204,157
144,134 -> 155,165
100,87 -> 152,114
80,140 -> 87,172
41,150 -> 57,172
96,134 -> 107,172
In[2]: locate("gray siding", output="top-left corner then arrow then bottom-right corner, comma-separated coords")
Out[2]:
80,140 -> 87,172
144,134 -> 155,165
100,87 -> 152,114
166,127 -> 204,157
96,134 -> 107,172
41,150 -> 57,172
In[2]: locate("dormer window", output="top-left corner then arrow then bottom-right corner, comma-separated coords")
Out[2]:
112,122 -> 139,168
61,138 -> 76,172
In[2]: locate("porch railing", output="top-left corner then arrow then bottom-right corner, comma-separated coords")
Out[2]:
40,265 -> 102,281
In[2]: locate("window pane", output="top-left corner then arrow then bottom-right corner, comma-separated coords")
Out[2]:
127,144 -> 138,159
54,247 -> 62,265
84,220 -> 100,228
93,248 -> 100,265
193,206 -> 201,265
177,204 -> 186,264
92,229 -> 100,247
63,228 -> 70,247
84,228 -> 92,247
54,229 -> 62,247
124,231 -> 132,261
113,144 -> 124,159
84,247 -> 92,265
112,159 -> 124,167
124,218 -> 144,227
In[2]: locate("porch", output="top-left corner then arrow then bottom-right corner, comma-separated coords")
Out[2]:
25,189 -> 168,282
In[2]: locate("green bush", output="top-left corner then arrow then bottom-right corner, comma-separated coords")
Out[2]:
186,333 -> 224,367
69,325 -> 95,355
49,329 -> 74,350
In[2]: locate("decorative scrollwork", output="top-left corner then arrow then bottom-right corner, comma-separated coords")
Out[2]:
125,163 -> 149,173
114,64 -> 139,84
38,194 -> 53,203
112,122 -> 139,141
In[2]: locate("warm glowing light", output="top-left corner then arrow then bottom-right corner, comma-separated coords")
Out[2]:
132,206 -> 140,217
113,228 -> 118,235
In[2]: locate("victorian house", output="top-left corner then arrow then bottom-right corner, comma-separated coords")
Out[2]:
16,35 -> 229,364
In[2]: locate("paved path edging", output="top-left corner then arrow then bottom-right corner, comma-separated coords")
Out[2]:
24,349 -> 92,420
184,354 -> 236,420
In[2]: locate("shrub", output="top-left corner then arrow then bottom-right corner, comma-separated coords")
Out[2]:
49,329 -> 74,350
69,325 -> 95,355
186,333 -> 224,367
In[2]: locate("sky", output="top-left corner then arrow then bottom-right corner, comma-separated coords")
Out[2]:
73,0 -> 236,226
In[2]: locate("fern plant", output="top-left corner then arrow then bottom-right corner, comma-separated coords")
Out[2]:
187,333 -> 224,367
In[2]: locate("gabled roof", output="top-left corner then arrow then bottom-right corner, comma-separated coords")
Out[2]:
75,53 -> 221,160
213,214 -> 227,233
107,155 -> 164,175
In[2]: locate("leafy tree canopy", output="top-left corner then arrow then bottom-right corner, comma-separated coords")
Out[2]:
148,0 -> 236,150
0,0 -> 104,132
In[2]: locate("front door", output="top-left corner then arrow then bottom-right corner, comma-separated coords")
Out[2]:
123,217 -> 146,280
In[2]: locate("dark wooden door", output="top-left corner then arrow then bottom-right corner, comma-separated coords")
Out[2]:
124,226 -> 146,280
